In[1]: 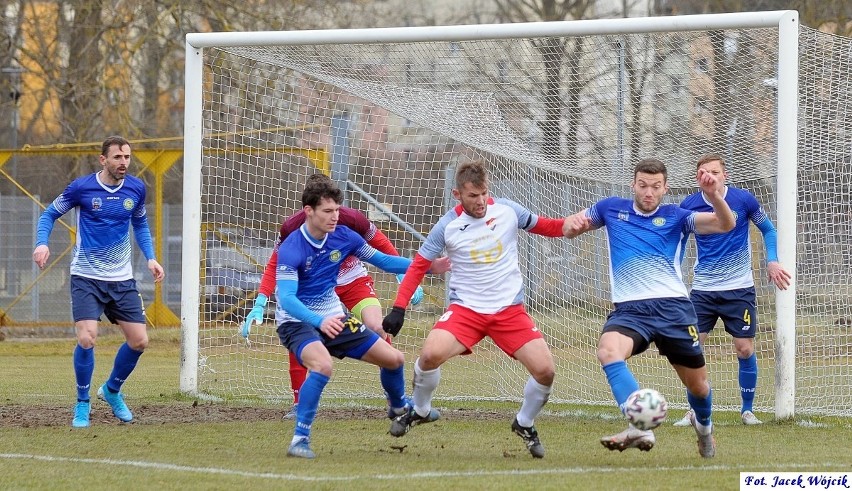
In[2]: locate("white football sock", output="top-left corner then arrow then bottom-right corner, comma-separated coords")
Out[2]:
516,376 -> 552,428
412,357 -> 440,416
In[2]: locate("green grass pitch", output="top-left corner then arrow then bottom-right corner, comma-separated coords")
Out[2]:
1,329 -> 850,490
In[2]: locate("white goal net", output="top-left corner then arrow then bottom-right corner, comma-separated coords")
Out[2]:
181,12 -> 852,417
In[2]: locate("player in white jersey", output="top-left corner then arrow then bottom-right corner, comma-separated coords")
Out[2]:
563,158 -> 735,458
382,160 -> 569,459
32,136 -> 165,428
673,154 -> 791,427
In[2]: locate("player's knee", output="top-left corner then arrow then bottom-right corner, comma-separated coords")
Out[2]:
387,349 -> 405,369
128,337 -> 148,351
736,347 -> 753,359
686,378 -> 711,399
75,324 -> 97,348
311,361 -> 333,377
531,365 -> 555,386
734,342 -> 754,359
596,345 -> 621,365
76,336 -> 96,349
126,330 -> 148,351
418,349 -> 444,371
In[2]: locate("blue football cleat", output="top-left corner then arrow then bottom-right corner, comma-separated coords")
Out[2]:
97,384 -> 133,422
287,437 -> 316,459
72,401 -> 90,428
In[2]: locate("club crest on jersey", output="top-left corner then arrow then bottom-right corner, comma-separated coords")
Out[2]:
329,250 -> 342,263
91,197 -> 102,210
652,217 -> 666,227
618,211 -> 629,221
123,198 -> 134,210
485,217 -> 497,230
470,242 -> 503,264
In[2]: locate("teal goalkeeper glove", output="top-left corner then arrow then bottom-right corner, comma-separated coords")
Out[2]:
241,294 -> 267,338
396,274 -> 424,306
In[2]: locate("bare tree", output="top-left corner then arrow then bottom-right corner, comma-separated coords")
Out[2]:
491,0 -> 597,160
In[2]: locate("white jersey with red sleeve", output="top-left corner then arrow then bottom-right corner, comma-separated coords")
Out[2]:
417,197 -> 540,314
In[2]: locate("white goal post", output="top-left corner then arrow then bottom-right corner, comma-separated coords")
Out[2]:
181,11 -> 850,418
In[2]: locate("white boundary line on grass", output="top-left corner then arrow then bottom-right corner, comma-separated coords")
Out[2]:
0,453 -> 843,482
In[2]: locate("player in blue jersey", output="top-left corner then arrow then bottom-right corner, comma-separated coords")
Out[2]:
673,153 -> 791,427
278,178 -> 449,459
32,136 -> 165,428
563,158 -> 735,458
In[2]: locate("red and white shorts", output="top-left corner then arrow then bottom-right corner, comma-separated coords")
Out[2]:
433,303 -> 542,357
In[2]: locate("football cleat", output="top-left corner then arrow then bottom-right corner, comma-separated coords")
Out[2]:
287,437 -> 316,459
387,397 -> 413,420
283,403 -> 298,420
72,401 -> 90,428
689,411 -> 716,458
741,410 -> 763,425
97,384 -> 133,422
600,426 -> 656,452
511,418 -> 545,458
673,409 -> 694,427
389,406 -> 441,437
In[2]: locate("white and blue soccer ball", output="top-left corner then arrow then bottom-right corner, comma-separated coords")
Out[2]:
623,388 -> 668,430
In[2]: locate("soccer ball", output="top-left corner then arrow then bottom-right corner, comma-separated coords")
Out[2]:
623,388 -> 668,430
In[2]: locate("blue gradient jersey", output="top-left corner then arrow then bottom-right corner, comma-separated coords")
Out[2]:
275,224 -> 410,327
36,172 -> 155,281
587,197 -> 698,303
680,186 -> 775,291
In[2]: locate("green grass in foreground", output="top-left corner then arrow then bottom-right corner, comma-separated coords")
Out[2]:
1,330 -> 850,491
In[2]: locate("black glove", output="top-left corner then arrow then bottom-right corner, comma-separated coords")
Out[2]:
382,306 -> 407,337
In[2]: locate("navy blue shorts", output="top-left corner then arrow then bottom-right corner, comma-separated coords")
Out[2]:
277,315 -> 381,363
690,287 -> 757,338
602,297 -> 703,358
70,275 -> 146,324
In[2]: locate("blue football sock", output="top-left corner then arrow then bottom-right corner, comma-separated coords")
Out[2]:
73,344 -> 94,402
739,353 -> 758,413
294,372 -> 329,439
602,361 -> 640,411
379,365 -> 406,409
107,343 -> 143,393
688,387 -> 713,426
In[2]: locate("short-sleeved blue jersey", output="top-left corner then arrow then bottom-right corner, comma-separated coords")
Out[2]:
680,186 -> 770,291
587,197 -> 697,303
36,172 -> 154,281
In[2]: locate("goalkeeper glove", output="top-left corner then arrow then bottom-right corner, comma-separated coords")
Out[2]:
396,273 -> 424,306
382,306 -> 406,337
241,293 -> 267,338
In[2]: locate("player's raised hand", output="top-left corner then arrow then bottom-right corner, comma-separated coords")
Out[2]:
32,245 -> 50,269
767,261 -> 792,290
563,211 -> 592,238
241,293 -> 267,338
697,167 -> 724,197
319,314 -> 346,339
383,306 -> 406,337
